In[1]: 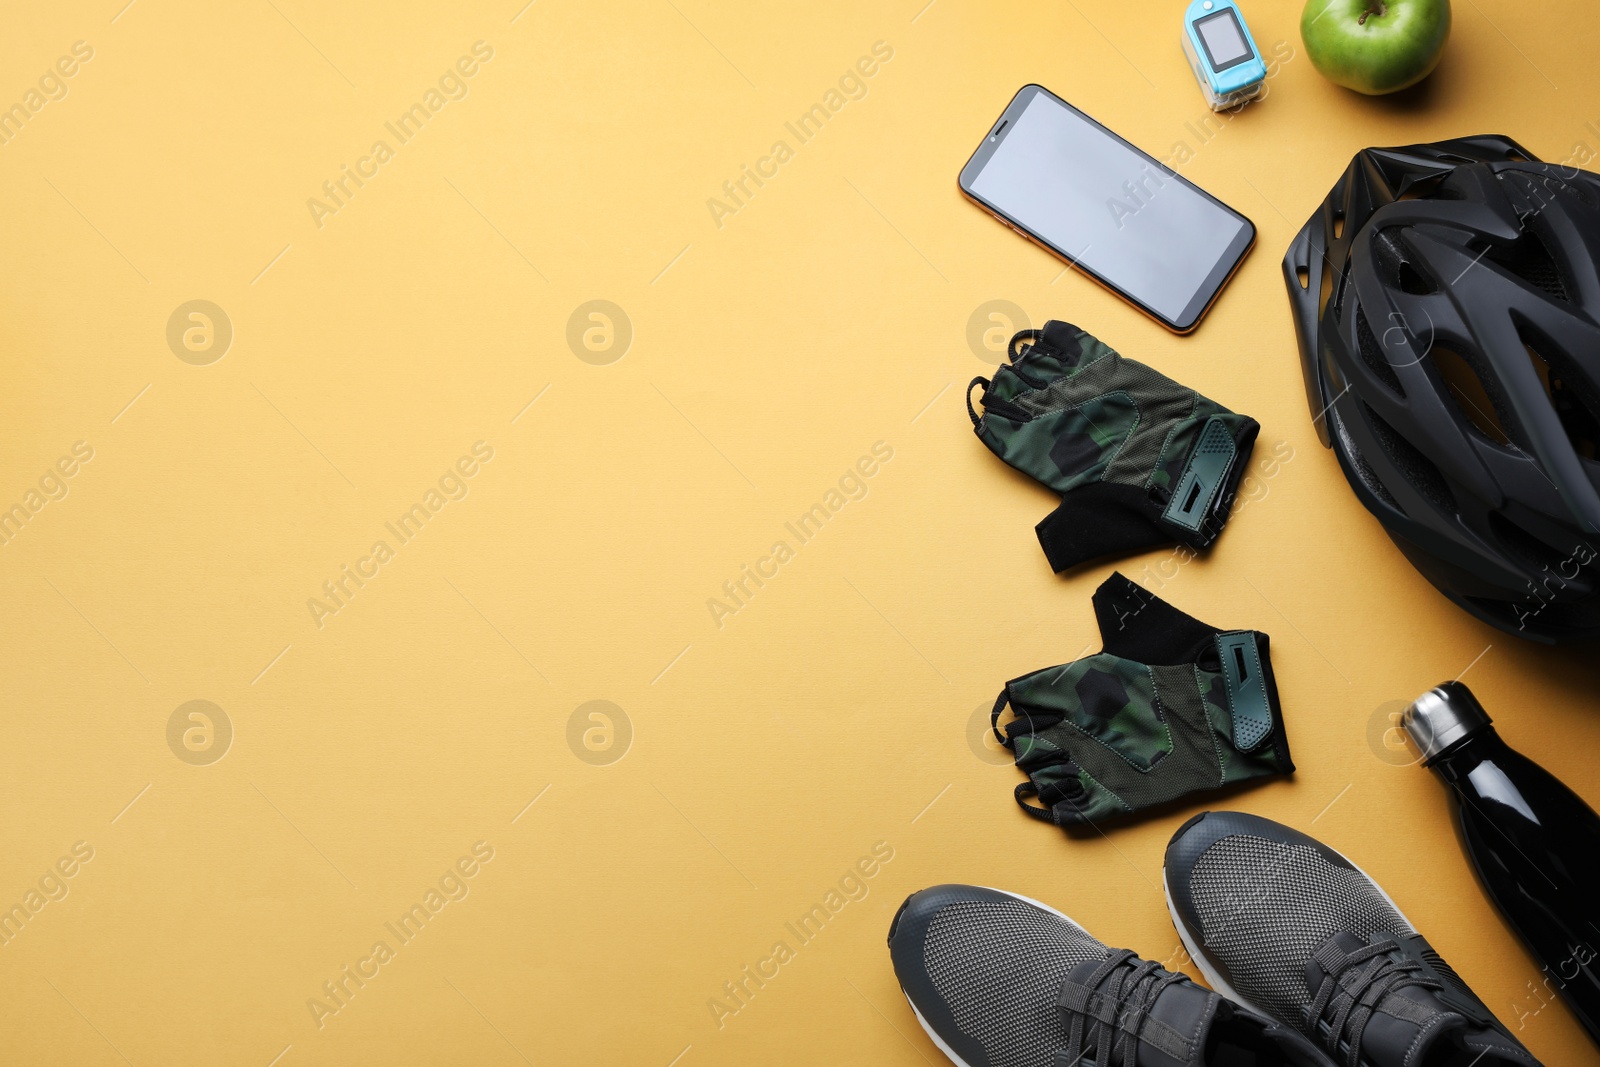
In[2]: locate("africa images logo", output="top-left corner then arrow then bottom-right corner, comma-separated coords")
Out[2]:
705,41 -> 894,230
306,441 -> 495,628
306,842 -> 495,1029
707,841 -> 893,1029
705,442 -> 893,629
305,42 -> 495,230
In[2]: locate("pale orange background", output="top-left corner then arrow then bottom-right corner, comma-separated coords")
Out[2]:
0,0 -> 1597,1064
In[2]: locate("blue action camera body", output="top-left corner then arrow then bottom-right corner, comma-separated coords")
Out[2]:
1181,0 -> 1267,110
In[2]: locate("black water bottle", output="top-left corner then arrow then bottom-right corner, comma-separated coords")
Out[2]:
1404,682 -> 1600,1048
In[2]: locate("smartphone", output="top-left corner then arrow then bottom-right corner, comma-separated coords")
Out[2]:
959,85 -> 1255,333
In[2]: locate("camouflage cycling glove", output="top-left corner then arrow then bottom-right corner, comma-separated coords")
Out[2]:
967,321 -> 1259,573
992,572 -> 1294,829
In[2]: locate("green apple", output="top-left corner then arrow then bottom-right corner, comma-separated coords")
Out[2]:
1301,0 -> 1451,94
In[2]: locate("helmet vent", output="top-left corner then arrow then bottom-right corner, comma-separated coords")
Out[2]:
1332,408 -> 1402,514
1533,172 -> 1597,208
1488,511 -> 1579,578
1397,175 -> 1447,201
1398,262 -> 1434,296
1522,334 -> 1600,461
1373,229 -> 1436,295
1428,345 -> 1512,447
1485,228 -> 1569,301
1363,400 -> 1457,513
1356,309 -> 1405,396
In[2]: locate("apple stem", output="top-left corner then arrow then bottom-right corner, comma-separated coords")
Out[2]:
1358,1 -> 1387,24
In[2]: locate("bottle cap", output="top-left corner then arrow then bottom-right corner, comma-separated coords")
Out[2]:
1403,681 -> 1492,763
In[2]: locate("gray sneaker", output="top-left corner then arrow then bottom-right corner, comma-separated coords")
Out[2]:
888,883 -> 1335,1066
1164,811 -> 1541,1067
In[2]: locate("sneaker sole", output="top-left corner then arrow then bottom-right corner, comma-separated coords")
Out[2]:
898,887 -> 1095,1067
1161,832 -> 1416,1020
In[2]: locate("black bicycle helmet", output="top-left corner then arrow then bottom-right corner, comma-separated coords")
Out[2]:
1285,135 -> 1600,642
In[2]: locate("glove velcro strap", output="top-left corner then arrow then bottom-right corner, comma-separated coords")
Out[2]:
1160,415 -> 1260,548
1162,416 -> 1239,534
1216,631 -> 1274,752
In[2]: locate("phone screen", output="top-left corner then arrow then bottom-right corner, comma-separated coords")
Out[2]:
962,87 -> 1252,330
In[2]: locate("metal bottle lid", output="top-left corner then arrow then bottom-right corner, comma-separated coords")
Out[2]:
1403,681 -> 1493,763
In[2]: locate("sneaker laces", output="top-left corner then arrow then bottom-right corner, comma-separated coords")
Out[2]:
1306,934 -> 1443,1067
1056,949 -> 1188,1067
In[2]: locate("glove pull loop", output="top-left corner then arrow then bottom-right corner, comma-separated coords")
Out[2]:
990,689 -> 1013,747
1015,766 -> 1088,825
967,377 -> 990,427
1014,781 -> 1062,824
1008,328 -> 1043,363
